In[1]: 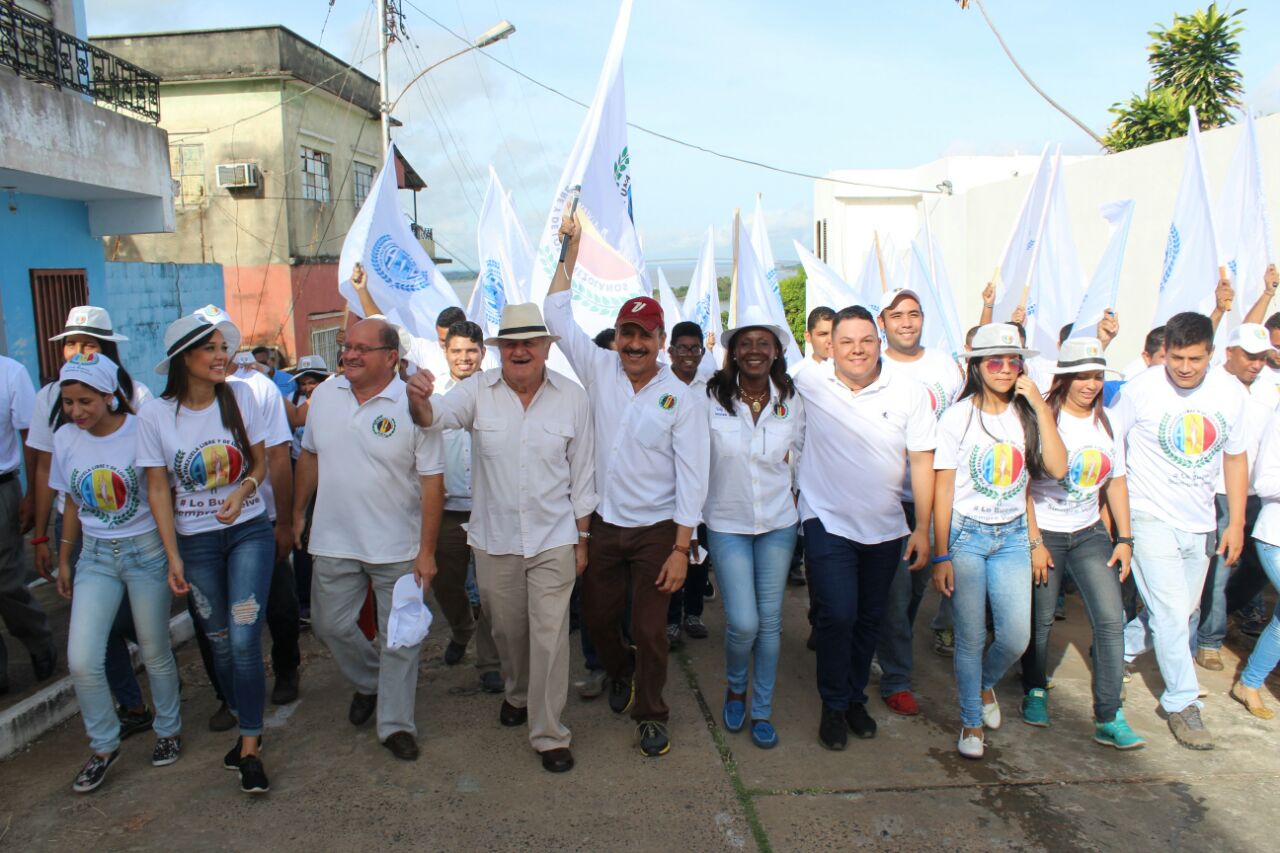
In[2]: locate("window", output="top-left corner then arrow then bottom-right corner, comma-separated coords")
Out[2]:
310,325 -> 340,372
353,162 -> 375,210
301,147 -> 331,202
169,144 -> 205,207
30,269 -> 89,385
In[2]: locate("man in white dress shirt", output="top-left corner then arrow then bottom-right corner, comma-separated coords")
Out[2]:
407,304 -> 596,773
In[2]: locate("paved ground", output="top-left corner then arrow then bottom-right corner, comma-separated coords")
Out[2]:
1,576 -> 1277,852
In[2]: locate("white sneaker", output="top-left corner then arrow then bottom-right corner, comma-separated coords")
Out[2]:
957,729 -> 984,759
981,695 -> 1002,729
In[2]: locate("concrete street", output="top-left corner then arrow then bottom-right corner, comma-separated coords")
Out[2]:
1,577 -> 1276,852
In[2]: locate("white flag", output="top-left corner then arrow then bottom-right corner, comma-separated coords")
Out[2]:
992,144 -> 1056,321
1153,107 -> 1223,324
467,166 -> 534,343
1218,110 -> 1274,328
1025,152 -> 1087,354
735,216 -> 801,365
749,196 -> 803,364
528,0 -> 646,340
906,236 -> 962,357
927,234 -> 965,358
682,227 -> 724,372
338,142 -> 461,338
656,268 -> 683,361
1072,200 -> 1135,338
795,240 -> 858,318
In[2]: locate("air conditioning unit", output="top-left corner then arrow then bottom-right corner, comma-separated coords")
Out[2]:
216,163 -> 259,189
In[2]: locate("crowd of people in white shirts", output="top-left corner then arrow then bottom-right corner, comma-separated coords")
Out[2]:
4,216 -> 1279,796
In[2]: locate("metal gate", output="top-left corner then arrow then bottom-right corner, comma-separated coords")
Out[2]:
29,268 -> 89,385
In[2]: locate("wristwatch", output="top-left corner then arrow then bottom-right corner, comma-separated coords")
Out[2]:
1115,535 -> 1134,547
1028,536 -> 1043,550
578,531 -> 591,540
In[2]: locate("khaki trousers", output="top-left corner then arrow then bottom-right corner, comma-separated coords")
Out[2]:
474,543 -> 576,751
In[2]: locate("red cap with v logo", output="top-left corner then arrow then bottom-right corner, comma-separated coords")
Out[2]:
614,296 -> 664,332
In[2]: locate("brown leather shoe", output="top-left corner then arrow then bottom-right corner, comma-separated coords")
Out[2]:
500,701 -> 528,727
540,747 -> 574,773
381,731 -> 419,761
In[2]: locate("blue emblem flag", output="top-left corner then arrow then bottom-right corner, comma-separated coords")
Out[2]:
466,166 -> 535,348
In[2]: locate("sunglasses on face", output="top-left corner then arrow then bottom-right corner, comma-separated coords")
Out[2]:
982,356 -> 1024,371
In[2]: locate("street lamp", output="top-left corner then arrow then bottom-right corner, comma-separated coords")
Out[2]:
383,19 -> 516,145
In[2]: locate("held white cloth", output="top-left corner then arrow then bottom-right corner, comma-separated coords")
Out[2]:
750,197 -> 803,365
1106,365 -> 1247,534
992,145 -> 1056,322
387,573 -> 433,650
795,360 -> 936,544
0,355 -> 35,474
431,366 -> 597,558
703,383 -> 805,535
544,290 -> 709,528
934,401 -> 1029,525
682,228 -> 725,373
468,166 -> 534,347
1072,200 -> 1135,338
1029,411 -> 1126,533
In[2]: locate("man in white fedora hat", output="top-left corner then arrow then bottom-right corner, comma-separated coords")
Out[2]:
406,303 -> 596,774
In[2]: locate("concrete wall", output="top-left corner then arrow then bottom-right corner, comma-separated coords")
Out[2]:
290,262 -> 344,360
0,194 -> 107,386
98,262 -> 227,396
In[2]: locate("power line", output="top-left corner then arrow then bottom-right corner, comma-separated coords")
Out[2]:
401,0 -> 947,196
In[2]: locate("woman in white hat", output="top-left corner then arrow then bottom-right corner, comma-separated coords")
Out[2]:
931,323 -> 1067,759
49,354 -> 182,793
702,306 -> 805,749
27,306 -> 155,734
136,306 -> 274,794
1020,338 -> 1144,750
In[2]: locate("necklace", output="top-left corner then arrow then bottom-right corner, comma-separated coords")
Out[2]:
739,387 -> 769,413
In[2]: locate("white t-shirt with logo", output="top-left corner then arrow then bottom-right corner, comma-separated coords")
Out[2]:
883,347 -> 963,502
935,400 -> 1030,524
1107,366 -> 1248,534
48,416 -> 155,540
229,370 -> 293,522
1213,366 -> 1275,496
136,381 -> 267,536
1030,411 -> 1125,533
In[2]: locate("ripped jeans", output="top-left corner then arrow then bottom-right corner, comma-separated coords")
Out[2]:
178,515 -> 274,736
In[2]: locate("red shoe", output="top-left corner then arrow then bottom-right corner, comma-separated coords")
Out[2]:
884,690 -> 920,716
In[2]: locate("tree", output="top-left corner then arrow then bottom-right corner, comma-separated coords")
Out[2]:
1103,3 -> 1245,152
778,267 -> 807,347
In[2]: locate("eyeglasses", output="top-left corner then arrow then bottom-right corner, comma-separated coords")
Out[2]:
339,344 -> 395,356
672,345 -> 704,356
982,356 -> 1024,371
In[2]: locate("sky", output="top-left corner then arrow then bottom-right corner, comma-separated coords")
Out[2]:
88,0 -> 1280,278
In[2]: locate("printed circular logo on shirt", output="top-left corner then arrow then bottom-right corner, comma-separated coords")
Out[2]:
925,381 -> 950,418
371,415 -> 397,437
968,442 -> 1027,500
1157,410 -> 1224,469
658,393 -> 677,410
772,401 -> 790,419
71,465 -> 140,527
1063,446 -> 1113,499
175,441 -> 245,491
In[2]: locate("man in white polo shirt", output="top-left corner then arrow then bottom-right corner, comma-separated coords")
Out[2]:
293,318 -> 444,762
407,303 -> 596,774
1109,312 -> 1249,750
795,305 -> 936,750
543,217 -> 709,759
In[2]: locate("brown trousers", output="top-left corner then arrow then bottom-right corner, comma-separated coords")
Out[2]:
432,510 -> 499,671
583,515 -> 677,722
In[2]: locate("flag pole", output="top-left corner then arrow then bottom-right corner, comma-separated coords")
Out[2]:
874,231 -> 887,292
731,208 -> 741,328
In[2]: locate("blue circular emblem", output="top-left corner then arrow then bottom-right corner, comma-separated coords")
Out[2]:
1159,224 -> 1180,291
481,259 -> 507,328
370,235 -> 430,293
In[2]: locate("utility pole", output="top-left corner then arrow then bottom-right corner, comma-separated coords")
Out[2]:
378,0 -> 392,156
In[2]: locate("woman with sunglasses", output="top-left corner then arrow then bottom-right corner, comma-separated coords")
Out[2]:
137,306 -> 273,795
932,324 -> 1066,759
1020,339 -> 1145,750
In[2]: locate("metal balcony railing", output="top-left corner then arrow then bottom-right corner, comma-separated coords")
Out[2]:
0,1 -> 159,122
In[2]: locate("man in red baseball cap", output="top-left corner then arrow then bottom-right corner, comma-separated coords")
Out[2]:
543,217 -> 709,759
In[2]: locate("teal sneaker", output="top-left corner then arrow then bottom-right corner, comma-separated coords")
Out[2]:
1094,709 -> 1146,751
1021,688 -> 1050,727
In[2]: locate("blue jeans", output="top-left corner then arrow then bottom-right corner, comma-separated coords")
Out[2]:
1197,493 -> 1261,650
1019,523 -> 1125,722
178,515 -> 274,736
67,530 -> 180,753
706,526 -> 797,721
804,518 -> 903,711
949,513 -> 1032,728
1241,541 -> 1280,688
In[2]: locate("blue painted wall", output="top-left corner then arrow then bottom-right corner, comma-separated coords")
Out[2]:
100,262 -> 226,396
0,193 -> 106,387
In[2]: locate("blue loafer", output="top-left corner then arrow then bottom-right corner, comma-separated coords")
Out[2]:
750,719 -> 778,749
723,697 -> 746,732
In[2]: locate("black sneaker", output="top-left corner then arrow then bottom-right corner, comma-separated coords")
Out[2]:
819,706 -> 847,751
72,750 -> 119,793
151,735 -> 182,767
846,703 -> 877,739
637,720 -> 670,757
223,736 -> 263,771
117,705 -> 154,741
444,640 -> 467,666
238,755 -> 270,794
608,676 -> 635,715
271,670 -> 300,705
